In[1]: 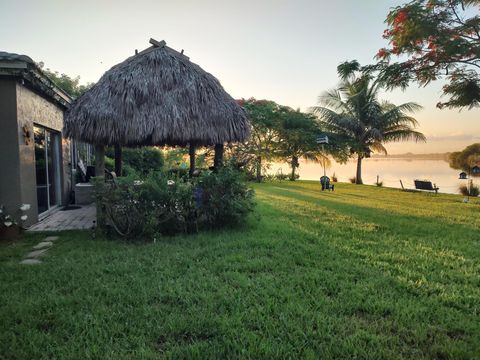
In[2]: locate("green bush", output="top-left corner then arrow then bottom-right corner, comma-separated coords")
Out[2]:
137,173 -> 196,236
93,166 -> 255,239
459,182 -> 480,197
104,156 -> 136,177
105,147 -> 164,175
195,167 -> 255,228
93,175 -> 144,238
263,173 -> 290,181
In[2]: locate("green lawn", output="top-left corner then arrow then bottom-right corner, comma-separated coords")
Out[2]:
1,182 -> 479,359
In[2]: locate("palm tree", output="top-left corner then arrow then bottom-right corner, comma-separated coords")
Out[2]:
312,64 -> 426,184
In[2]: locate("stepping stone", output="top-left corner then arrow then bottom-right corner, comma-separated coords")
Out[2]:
20,259 -> 42,265
33,241 -> 53,250
44,236 -> 59,241
25,248 -> 49,258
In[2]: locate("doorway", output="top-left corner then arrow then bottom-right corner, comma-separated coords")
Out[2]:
34,125 -> 62,214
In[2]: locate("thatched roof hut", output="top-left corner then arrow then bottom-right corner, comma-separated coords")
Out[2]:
64,38 -> 249,147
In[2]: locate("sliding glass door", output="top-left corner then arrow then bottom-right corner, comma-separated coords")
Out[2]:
34,125 -> 61,214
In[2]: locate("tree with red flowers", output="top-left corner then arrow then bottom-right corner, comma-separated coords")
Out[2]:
377,0 -> 480,109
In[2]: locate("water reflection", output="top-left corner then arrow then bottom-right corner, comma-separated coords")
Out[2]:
269,158 -> 479,195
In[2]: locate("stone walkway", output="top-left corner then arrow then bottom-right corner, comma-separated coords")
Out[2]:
19,235 -> 58,264
28,204 -> 96,232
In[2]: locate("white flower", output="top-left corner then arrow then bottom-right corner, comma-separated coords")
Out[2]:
167,180 -> 175,186
4,221 -> 12,227
20,215 -> 28,221
20,204 -> 31,211
0,208 -> 3,214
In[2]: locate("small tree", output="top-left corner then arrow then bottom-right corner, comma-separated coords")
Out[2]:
449,143 -> 480,172
38,63 -> 94,98
235,99 -> 283,182
377,0 -> 480,109
276,109 -> 329,181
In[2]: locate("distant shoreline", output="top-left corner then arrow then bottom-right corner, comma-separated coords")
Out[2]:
370,153 -> 450,161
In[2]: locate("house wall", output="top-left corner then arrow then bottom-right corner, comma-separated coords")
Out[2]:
15,83 -> 70,226
0,79 -> 23,224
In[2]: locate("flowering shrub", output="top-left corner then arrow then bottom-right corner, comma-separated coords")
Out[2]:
93,167 -> 255,239
0,204 -> 30,229
137,173 -> 196,236
93,176 -> 144,237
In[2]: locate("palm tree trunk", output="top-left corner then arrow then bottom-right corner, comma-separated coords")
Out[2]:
256,156 -> 262,182
356,155 -> 363,184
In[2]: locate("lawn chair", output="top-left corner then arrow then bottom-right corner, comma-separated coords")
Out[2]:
320,176 -> 334,191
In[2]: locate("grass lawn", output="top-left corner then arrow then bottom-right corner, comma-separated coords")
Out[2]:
1,181 -> 479,359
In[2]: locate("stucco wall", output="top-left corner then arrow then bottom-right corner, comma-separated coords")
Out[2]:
15,83 -> 69,226
0,79 -> 23,224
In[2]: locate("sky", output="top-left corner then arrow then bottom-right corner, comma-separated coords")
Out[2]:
1,0 -> 479,154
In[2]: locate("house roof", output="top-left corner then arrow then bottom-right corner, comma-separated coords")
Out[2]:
63,38 -> 250,147
0,51 -> 72,108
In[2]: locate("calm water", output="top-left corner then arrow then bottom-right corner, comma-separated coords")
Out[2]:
270,158 -> 478,195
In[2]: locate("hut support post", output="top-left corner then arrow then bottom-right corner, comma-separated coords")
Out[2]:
213,143 -> 224,172
95,145 -> 105,179
95,145 -> 105,227
114,144 -> 122,176
189,143 -> 196,177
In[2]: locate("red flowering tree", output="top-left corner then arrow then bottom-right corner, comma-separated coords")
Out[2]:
377,0 -> 480,109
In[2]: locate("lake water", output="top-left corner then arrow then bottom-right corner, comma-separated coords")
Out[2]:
269,158 -> 479,195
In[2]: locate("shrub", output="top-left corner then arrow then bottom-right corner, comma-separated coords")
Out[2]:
276,173 -> 290,181
105,156 -> 136,177
93,175 -> 144,238
195,167 -> 255,228
138,173 -> 196,236
459,182 -> 480,197
264,173 -> 289,181
105,147 -> 164,175
0,204 -> 30,229
349,176 -> 356,184
331,173 -> 338,182
93,166 -> 255,239
376,181 -> 383,187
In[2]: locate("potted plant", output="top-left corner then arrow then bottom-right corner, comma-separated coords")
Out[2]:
0,204 -> 30,240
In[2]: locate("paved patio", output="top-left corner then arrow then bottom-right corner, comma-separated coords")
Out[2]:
28,204 -> 96,232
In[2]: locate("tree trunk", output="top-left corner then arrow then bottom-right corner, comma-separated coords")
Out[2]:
114,144 -> 122,177
356,155 -> 363,184
256,156 -> 262,182
213,143 -> 224,172
290,156 -> 298,181
189,143 -> 196,177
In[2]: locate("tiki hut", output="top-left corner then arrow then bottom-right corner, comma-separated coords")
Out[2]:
64,38 -> 249,177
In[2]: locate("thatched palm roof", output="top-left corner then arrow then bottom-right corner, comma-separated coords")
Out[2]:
64,39 -> 249,146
